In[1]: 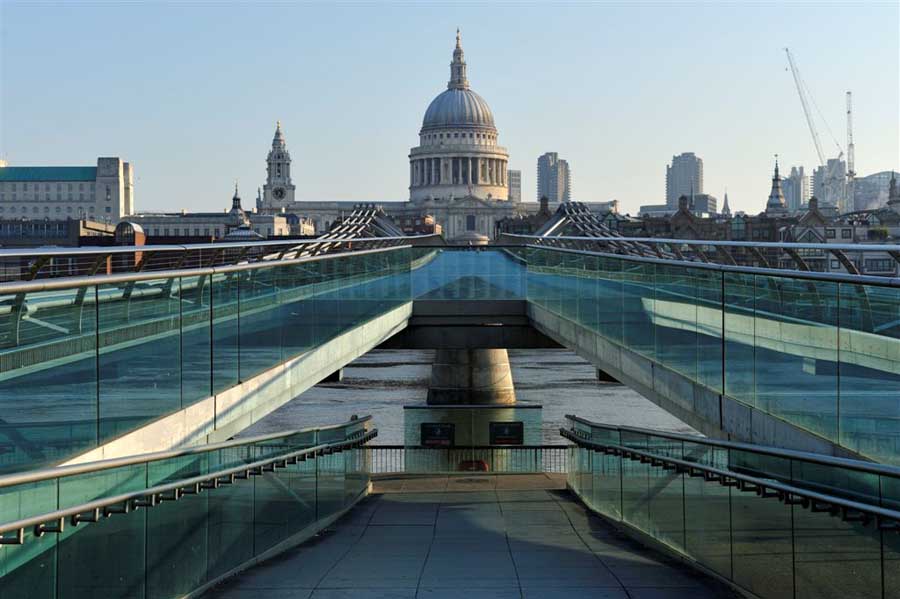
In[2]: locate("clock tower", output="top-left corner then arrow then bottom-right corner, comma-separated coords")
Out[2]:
262,121 -> 296,209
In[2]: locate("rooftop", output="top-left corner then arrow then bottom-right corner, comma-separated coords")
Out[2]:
0,166 -> 97,182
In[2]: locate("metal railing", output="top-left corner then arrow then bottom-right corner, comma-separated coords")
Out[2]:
563,415 -> 900,599
0,417 -> 374,599
500,233 -> 900,278
367,445 -> 568,474
0,233 -> 442,283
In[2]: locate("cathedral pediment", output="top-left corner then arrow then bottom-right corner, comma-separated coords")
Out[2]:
450,195 -> 493,208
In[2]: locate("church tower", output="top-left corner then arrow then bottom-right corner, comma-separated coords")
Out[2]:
262,121 -> 295,209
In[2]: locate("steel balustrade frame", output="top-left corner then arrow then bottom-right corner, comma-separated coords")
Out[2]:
501,233 -> 900,277
560,428 -> 900,531
0,428 -> 377,545
0,415 -> 372,489
563,415 -> 900,480
523,243 -> 900,288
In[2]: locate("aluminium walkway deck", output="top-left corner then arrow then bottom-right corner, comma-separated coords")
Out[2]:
204,474 -> 738,599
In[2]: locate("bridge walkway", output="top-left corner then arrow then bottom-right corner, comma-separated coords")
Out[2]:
204,474 -> 737,599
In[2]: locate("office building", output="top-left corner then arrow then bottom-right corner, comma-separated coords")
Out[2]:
536,152 -> 571,203
665,152 -> 703,209
0,157 -> 134,223
508,169 -> 522,203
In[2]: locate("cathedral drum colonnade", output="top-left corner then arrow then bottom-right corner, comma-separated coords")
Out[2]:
408,30 -> 510,204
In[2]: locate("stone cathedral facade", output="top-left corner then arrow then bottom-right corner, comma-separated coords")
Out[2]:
258,32 -> 533,242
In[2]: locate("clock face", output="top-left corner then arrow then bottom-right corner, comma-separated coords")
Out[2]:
273,187 -> 285,200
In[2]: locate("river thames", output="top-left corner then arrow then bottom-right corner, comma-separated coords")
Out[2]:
242,348 -> 695,443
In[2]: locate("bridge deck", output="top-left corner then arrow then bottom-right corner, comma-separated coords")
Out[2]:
204,475 -> 736,599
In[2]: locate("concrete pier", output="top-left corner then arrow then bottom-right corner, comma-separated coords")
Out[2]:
427,349 -> 517,405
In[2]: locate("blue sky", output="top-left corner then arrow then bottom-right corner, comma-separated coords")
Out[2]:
1,1 -> 897,215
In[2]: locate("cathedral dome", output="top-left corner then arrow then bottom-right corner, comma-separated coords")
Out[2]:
422,88 -> 495,131
420,30 -> 496,134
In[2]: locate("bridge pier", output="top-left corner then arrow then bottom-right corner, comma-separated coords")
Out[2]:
323,368 -> 344,383
426,349 -> 516,405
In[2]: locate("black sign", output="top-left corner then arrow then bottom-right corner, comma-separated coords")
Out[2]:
490,421 -> 524,446
421,423 -> 455,447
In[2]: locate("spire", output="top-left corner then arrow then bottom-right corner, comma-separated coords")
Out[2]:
232,181 -> 242,210
273,120 -> 286,149
448,29 -> 469,90
766,155 -> 787,215
723,187 -> 731,217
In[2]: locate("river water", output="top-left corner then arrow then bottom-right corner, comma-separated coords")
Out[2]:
241,349 -> 695,444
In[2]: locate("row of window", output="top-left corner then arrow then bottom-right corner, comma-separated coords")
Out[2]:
150,227 -> 221,237
422,131 -> 496,145
0,194 -> 102,202
0,205 -> 111,215
146,227 -> 275,237
0,182 -> 94,192
825,228 -> 854,239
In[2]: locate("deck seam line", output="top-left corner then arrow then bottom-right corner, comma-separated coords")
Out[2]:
413,490 -> 440,598
309,495 -> 378,592
549,488 -> 634,599
497,487 -> 525,599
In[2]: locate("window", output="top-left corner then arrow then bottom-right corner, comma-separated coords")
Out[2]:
22,183 -> 28,191
194,228 -> 200,236
79,194 -> 84,201
466,214 -> 476,231
163,228 -> 169,236
56,207 -> 61,213
45,183 -> 50,191
105,206 -> 111,213
67,207 -> 72,214
79,183 -> 84,191
204,228 -> 210,236
865,259 -> 893,272
841,229 -> 852,239
68,183 -> 73,191
826,228 -> 836,239
831,260 -> 839,269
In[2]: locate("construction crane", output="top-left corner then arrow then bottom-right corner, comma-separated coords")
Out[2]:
784,48 -> 846,210
785,48 -> 826,165
846,91 -> 856,178
846,91 -> 856,208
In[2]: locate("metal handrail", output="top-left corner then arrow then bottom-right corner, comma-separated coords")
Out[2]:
0,245 -> 412,294
369,444 -> 568,449
0,428 -> 377,545
560,428 -> 900,530
505,233 -> 900,253
0,416 -> 372,489
528,243 -> 900,287
0,234 -> 441,259
563,415 -> 900,479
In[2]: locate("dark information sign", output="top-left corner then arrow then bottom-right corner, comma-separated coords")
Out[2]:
490,421 -> 524,446
421,423 -> 455,447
